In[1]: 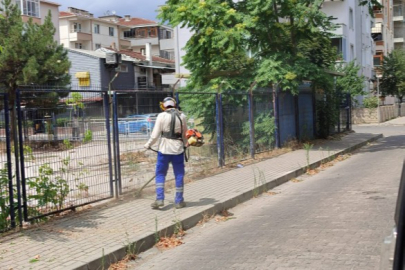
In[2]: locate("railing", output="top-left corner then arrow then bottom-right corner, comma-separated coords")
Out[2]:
394,4 -> 404,17
1,86 -> 349,232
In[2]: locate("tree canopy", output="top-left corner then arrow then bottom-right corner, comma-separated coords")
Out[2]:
0,0 -> 71,104
336,61 -> 365,97
159,0 -> 340,93
159,0 -> 381,94
380,49 -> 405,103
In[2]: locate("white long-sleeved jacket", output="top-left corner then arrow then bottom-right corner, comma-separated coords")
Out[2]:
144,109 -> 187,155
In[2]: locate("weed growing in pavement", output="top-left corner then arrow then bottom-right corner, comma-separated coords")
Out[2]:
124,232 -> 137,260
172,212 -> 183,236
252,167 -> 266,197
303,143 -> 313,171
101,248 -> 105,270
154,215 -> 160,244
197,211 -> 214,226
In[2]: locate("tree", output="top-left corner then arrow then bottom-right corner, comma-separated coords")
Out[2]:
336,61 -> 366,97
159,0 -> 379,141
380,49 -> 405,104
0,0 -> 71,136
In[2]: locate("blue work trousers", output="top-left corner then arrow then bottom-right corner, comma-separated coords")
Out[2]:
155,152 -> 185,204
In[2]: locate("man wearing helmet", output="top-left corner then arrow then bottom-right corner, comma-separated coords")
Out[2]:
144,97 -> 188,209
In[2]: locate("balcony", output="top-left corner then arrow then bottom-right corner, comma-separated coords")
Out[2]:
119,39 -> 131,48
331,23 -> 348,38
159,38 -> 174,50
69,31 -> 92,42
394,4 -> 404,21
130,37 -> 159,47
394,37 -> 404,43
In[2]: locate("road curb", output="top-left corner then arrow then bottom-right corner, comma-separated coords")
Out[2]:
74,133 -> 383,270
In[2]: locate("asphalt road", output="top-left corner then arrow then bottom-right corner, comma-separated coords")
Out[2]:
128,125 -> 405,270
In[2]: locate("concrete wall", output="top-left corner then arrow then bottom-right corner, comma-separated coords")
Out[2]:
352,103 -> 405,124
352,108 -> 379,124
40,2 -> 60,43
92,21 -> 120,50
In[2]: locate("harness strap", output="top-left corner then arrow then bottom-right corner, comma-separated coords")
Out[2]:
161,109 -> 183,140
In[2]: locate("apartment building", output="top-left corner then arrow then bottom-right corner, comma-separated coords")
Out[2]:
0,0 -> 62,42
117,15 -> 175,60
322,0 -> 375,91
393,0 -> 405,49
59,7 -> 131,51
372,0 -> 394,69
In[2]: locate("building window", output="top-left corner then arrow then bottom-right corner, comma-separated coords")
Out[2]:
20,0 -> 40,17
95,43 -> 101,50
116,64 -> 128,73
73,23 -> 82,33
149,27 -> 157,37
94,24 -> 100,34
75,43 -> 83,49
349,8 -> 354,30
75,72 -> 90,87
159,28 -> 172,39
109,27 -> 114,36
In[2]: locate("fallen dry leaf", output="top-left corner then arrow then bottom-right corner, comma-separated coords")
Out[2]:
155,234 -> 184,250
267,191 -> 279,195
290,178 -> 303,183
306,169 -> 319,175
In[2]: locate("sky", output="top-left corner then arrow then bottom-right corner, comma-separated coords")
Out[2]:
56,0 -> 167,21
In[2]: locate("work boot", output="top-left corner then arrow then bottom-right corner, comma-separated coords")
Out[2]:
175,201 -> 186,209
151,200 -> 164,209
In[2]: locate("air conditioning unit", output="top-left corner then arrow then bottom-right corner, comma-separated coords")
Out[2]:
105,53 -> 122,65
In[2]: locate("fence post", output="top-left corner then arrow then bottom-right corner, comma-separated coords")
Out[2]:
312,89 -> 317,138
4,94 -> 15,228
215,93 -> 225,167
273,86 -> 281,148
112,92 -> 122,197
248,92 -> 255,159
104,92 -> 114,197
14,89 -> 24,224
294,95 -> 300,141
175,92 -> 180,109
348,94 -> 352,130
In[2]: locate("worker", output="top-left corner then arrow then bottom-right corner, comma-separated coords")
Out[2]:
144,97 -> 188,209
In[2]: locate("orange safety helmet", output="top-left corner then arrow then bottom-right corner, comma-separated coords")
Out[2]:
186,129 -> 204,147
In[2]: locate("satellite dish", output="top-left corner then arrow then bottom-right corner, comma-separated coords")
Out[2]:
112,10 -> 116,15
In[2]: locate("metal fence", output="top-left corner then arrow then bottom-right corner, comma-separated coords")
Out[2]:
0,86 -> 350,231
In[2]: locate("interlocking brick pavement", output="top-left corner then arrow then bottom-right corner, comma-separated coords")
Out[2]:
128,126 -> 403,270
0,132 -> 381,270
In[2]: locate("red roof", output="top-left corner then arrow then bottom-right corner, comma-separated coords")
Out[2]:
59,11 -> 74,17
118,17 -> 157,26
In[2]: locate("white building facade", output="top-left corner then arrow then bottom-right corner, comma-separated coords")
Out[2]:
322,0 -> 377,93
59,7 -> 131,51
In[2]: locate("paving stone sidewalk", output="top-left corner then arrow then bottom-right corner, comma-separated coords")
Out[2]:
0,132 -> 381,270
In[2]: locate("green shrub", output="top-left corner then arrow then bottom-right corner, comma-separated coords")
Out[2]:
56,118 -> 69,127
83,129 -> 93,143
363,96 -> 378,109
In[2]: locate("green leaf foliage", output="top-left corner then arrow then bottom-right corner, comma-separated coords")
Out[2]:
0,0 -> 71,103
159,0 -> 338,93
336,61 -> 365,97
380,49 -> 405,103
